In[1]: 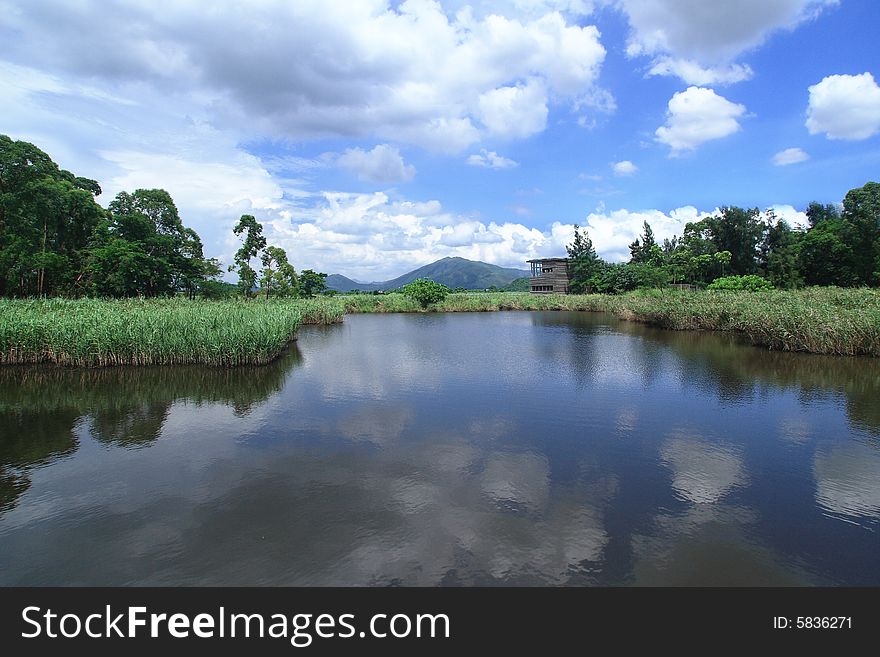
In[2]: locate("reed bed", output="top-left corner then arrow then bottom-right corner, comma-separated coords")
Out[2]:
336,288 -> 880,356
596,287 -> 880,356
0,298 -> 344,367
1,288 -> 876,367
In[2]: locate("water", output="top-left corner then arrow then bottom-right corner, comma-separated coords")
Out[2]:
0,312 -> 877,586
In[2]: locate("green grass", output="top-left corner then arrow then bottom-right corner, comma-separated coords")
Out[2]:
1,288 -> 877,367
337,288 -> 880,356
0,297 -> 344,367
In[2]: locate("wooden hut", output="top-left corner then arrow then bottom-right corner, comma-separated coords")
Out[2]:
527,258 -> 570,294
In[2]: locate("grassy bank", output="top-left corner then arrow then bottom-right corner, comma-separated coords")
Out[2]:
0,297 -> 345,366
338,288 -> 880,356
1,288 -> 877,366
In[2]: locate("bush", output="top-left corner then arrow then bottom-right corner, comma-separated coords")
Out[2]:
401,278 -> 450,308
708,275 -> 774,292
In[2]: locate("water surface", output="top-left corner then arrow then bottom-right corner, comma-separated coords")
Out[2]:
1,312 -> 877,585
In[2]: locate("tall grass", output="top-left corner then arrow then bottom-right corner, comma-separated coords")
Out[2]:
1,288 -> 876,367
0,298 -> 344,367
337,288 -> 880,356
340,292 -> 610,314
610,287 -> 880,356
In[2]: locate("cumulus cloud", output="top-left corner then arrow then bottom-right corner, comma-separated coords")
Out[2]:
0,0 -> 608,152
467,149 -> 519,169
581,205 -> 714,261
767,204 -> 809,229
611,160 -> 637,176
772,147 -> 809,166
336,144 -> 416,183
655,87 -> 747,155
618,0 -> 836,84
806,72 -> 880,140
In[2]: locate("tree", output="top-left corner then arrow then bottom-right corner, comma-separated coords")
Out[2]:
840,181 -> 880,285
760,217 -> 802,289
261,245 -> 299,298
401,278 -> 449,308
0,135 -> 105,296
87,189 -> 207,297
683,207 -> 763,276
798,219 -> 856,286
566,224 -> 602,293
231,214 -> 267,297
299,269 -> 328,298
805,201 -> 840,227
629,221 -> 657,264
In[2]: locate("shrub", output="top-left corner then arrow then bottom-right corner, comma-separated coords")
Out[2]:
401,278 -> 450,308
708,275 -> 774,292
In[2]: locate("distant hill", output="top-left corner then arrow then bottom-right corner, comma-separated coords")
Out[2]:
502,276 -> 530,292
324,274 -> 375,292
326,257 -> 530,292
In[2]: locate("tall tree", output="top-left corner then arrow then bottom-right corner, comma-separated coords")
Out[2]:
761,217 -> 802,289
299,269 -> 327,298
566,224 -> 601,293
798,219 -> 856,287
840,181 -> 880,286
805,201 -> 841,227
0,135 -> 105,296
260,245 -> 299,298
629,220 -> 657,264
231,214 -> 267,297
88,189 -> 207,297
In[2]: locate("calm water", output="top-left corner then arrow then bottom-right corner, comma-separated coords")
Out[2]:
0,312 -> 878,586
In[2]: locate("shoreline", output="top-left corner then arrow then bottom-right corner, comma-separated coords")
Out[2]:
1,288 -> 878,367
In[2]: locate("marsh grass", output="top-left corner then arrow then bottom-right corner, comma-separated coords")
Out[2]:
338,288 -> 880,356
0,298 -> 345,367
1,287 -> 876,367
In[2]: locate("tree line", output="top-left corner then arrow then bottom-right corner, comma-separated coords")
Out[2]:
566,181 -> 880,294
0,135 -> 326,299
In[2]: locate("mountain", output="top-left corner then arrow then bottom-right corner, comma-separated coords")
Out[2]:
324,274 -> 375,292
326,257 -> 530,292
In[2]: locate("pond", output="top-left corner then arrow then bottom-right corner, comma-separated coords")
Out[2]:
0,311 -> 878,585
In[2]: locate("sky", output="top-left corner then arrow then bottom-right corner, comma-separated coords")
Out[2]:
2,0 -> 879,281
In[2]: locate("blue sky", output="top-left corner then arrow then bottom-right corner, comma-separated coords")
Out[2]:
2,0 -> 879,280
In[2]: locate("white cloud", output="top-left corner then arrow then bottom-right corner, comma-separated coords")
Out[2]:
336,144 -> 416,183
806,72 -> 880,140
478,80 -> 549,138
618,0 -> 836,84
467,149 -> 519,169
646,58 -> 753,86
767,204 -> 809,229
655,87 -> 747,155
0,0 -> 608,152
611,160 -> 638,176
772,147 -> 809,166
581,205 -> 714,262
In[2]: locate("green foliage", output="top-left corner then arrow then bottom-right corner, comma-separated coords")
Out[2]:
501,276 -> 531,292
231,214 -> 267,297
0,297 -> 345,366
261,245 -> 299,298
87,189 -> 210,298
0,135 -> 105,297
798,219 -> 857,286
401,278 -> 449,308
299,269 -> 328,298
708,275 -> 774,291
566,224 -> 602,293
589,262 -> 669,294
841,181 -> 880,285
629,221 -> 659,264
